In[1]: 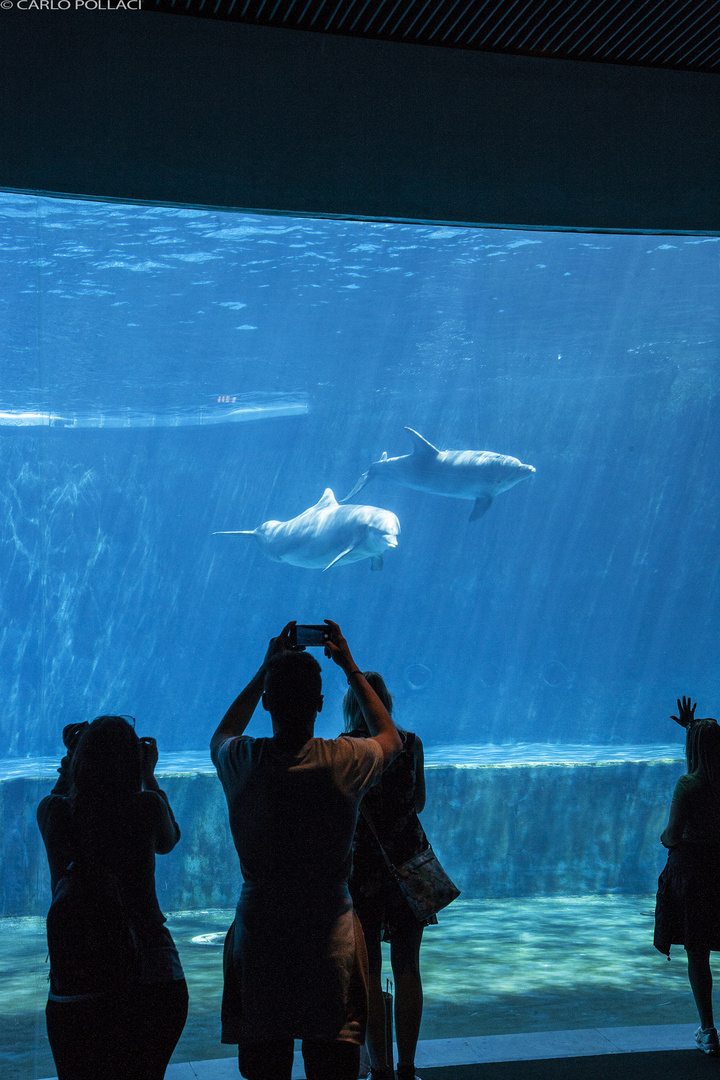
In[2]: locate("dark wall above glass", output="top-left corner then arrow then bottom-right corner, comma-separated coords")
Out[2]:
1,11 -> 719,231
147,0 -> 720,75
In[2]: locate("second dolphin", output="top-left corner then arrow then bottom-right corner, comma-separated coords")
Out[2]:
344,427 -> 535,521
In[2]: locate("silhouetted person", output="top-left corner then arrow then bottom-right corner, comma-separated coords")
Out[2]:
210,620 -> 401,1080
344,672 -> 432,1080
655,696 -> 720,1055
37,716 -> 188,1080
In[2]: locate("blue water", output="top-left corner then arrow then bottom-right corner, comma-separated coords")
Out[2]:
1,193 -> 719,758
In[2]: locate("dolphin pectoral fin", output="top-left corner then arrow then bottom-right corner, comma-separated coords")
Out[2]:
370,555 -> 384,572
341,471 -> 370,503
405,427 -> 440,455
322,546 -> 356,571
469,496 -> 493,521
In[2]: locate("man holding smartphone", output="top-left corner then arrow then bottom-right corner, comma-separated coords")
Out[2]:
211,619 -> 402,1080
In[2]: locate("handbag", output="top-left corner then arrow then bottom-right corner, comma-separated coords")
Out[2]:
359,805 -> 460,922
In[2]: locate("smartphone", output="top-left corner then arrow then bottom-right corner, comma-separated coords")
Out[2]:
290,624 -> 328,647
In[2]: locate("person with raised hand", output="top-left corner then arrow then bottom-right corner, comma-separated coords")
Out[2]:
655,695 -> 720,1055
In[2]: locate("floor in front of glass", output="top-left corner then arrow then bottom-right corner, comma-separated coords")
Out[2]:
1,895 -> 699,1080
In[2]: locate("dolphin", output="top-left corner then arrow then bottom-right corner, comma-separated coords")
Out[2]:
213,488 -> 400,571
343,427 -> 535,522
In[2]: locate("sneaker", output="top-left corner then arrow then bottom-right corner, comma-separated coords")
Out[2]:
696,1026 -> 720,1054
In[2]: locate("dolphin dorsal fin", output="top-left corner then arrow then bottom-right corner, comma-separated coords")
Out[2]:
404,427 -> 439,455
314,488 -> 338,510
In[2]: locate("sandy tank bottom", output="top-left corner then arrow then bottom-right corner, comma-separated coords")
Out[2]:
0,895 -> 700,1080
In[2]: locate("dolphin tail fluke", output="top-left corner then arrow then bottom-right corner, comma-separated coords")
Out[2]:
469,496 -> 493,522
322,546 -> 356,571
370,555 -> 384,572
212,530 -> 257,535
341,471 -> 370,503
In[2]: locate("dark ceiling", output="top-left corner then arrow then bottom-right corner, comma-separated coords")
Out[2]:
147,0 -> 720,73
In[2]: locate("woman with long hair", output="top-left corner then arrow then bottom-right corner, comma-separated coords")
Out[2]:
37,715 -> 188,1080
655,696 -> 720,1055
343,672 -> 433,1080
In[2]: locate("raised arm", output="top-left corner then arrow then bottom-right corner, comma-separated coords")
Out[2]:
139,736 -> 181,854
323,620 -> 402,766
413,735 -> 426,812
210,622 -> 296,754
48,721 -> 89,797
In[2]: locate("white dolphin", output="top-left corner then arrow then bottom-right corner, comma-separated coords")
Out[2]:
343,427 -> 535,522
213,488 -> 400,571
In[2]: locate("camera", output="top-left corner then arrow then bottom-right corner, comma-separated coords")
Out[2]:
290,624 -> 328,648
62,721 -> 89,754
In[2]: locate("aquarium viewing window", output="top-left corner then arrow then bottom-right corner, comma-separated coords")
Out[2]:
1,191 -> 718,1078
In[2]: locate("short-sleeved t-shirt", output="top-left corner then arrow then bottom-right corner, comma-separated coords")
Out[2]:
212,733 -> 384,885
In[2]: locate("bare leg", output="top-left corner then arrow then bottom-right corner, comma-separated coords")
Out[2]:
362,918 -> 393,1075
687,947 -> 714,1030
390,923 -> 424,1076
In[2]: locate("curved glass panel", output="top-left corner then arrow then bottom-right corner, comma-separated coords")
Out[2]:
1,193 -> 718,1077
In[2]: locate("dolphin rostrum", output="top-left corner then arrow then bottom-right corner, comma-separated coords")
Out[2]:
343,428 -> 535,522
213,488 -> 400,571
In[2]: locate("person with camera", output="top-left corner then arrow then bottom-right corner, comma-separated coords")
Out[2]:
210,619 -> 402,1080
37,715 -> 188,1080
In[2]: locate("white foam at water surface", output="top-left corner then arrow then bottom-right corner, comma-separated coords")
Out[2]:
0,743 -> 684,782
424,743 -> 684,766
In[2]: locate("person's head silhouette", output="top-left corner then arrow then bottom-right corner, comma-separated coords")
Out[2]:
262,651 -> 323,727
71,715 -> 142,802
